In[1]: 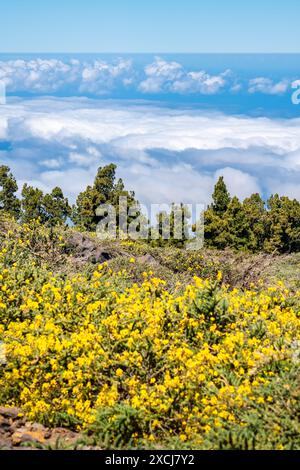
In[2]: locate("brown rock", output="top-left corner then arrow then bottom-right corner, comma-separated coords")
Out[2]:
9,417 -> 26,432
11,429 -> 46,446
0,407 -> 23,419
49,428 -> 81,447
137,254 -> 159,265
0,437 -> 13,450
0,415 -> 11,428
24,422 -> 47,432
66,232 -> 112,264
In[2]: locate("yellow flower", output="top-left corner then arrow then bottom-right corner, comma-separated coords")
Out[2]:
116,368 -> 124,377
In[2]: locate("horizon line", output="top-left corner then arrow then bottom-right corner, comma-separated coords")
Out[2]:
1,51 -> 300,55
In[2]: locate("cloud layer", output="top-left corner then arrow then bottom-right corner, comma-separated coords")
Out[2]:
1,98 -> 300,206
0,56 -> 297,98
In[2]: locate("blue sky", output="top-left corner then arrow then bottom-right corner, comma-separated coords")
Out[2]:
1,53 -> 300,207
1,53 -> 300,117
1,2 -> 300,209
1,0 -> 300,53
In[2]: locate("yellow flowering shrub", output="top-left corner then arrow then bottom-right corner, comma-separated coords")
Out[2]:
1,218 -> 300,449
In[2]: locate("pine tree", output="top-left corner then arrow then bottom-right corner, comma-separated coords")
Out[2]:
211,177 -> 231,214
93,163 -> 117,202
73,164 -> 140,233
21,184 -> 45,223
264,195 -> 300,253
226,196 -> 250,249
0,165 -> 21,219
43,187 -> 71,226
204,177 -> 231,249
110,177 -> 141,235
169,203 -> 191,248
243,193 -> 267,251
153,204 -> 191,248
73,165 -> 117,231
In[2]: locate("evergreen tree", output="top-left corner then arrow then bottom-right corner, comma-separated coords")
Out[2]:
94,163 -> 117,202
153,204 -> 191,248
0,165 -> 21,219
73,164 -> 117,231
21,184 -> 45,223
110,177 -> 141,235
4,161 -> 300,254
243,193 -> 267,251
204,206 -> 227,249
264,195 -> 300,253
211,177 -> 231,214
73,164 -> 140,233
225,196 -> 250,249
204,197 -> 250,250
43,187 -> 71,226
204,177 -> 231,249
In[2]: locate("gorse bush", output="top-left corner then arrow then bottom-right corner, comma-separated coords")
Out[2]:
1,221 -> 300,449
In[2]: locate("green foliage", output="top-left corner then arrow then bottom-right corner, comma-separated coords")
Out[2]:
264,195 -> 300,253
73,164 -> 140,232
2,164 -> 300,254
0,165 -> 21,219
151,203 -> 191,248
192,280 -> 231,330
21,184 -> 71,226
243,193 -> 266,251
1,218 -> 300,449
205,179 -> 300,254
88,405 -> 146,449
212,176 -> 231,215
225,197 -> 251,249
21,184 -> 45,223
202,367 -> 300,450
43,187 -> 71,226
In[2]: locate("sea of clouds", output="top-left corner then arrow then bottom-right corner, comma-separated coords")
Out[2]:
1,96 -> 300,206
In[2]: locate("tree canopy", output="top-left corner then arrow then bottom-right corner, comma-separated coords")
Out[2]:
204,177 -> 300,253
1,164 -> 300,254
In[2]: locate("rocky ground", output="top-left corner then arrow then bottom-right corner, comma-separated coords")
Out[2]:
0,407 -> 92,450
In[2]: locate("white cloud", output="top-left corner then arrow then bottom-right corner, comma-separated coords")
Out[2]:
139,57 -> 183,93
0,58 -> 133,95
266,180 -> 300,201
39,168 -> 95,199
80,59 -> 133,95
69,151 -> 101,167
214,167 -> 261,200
248,77 -> 289,95
122,163 -> 213,206
40,158 -> 62,169
0,57 -> 295,98
3,97 -> 300,205
144,57 -> 183,79
6,97 -> 300,155
230,83 -> 243,93
139,57 -> 229,95
0,59 -> 78,92
0,116 -> 7,139
172,71 -> 227,95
